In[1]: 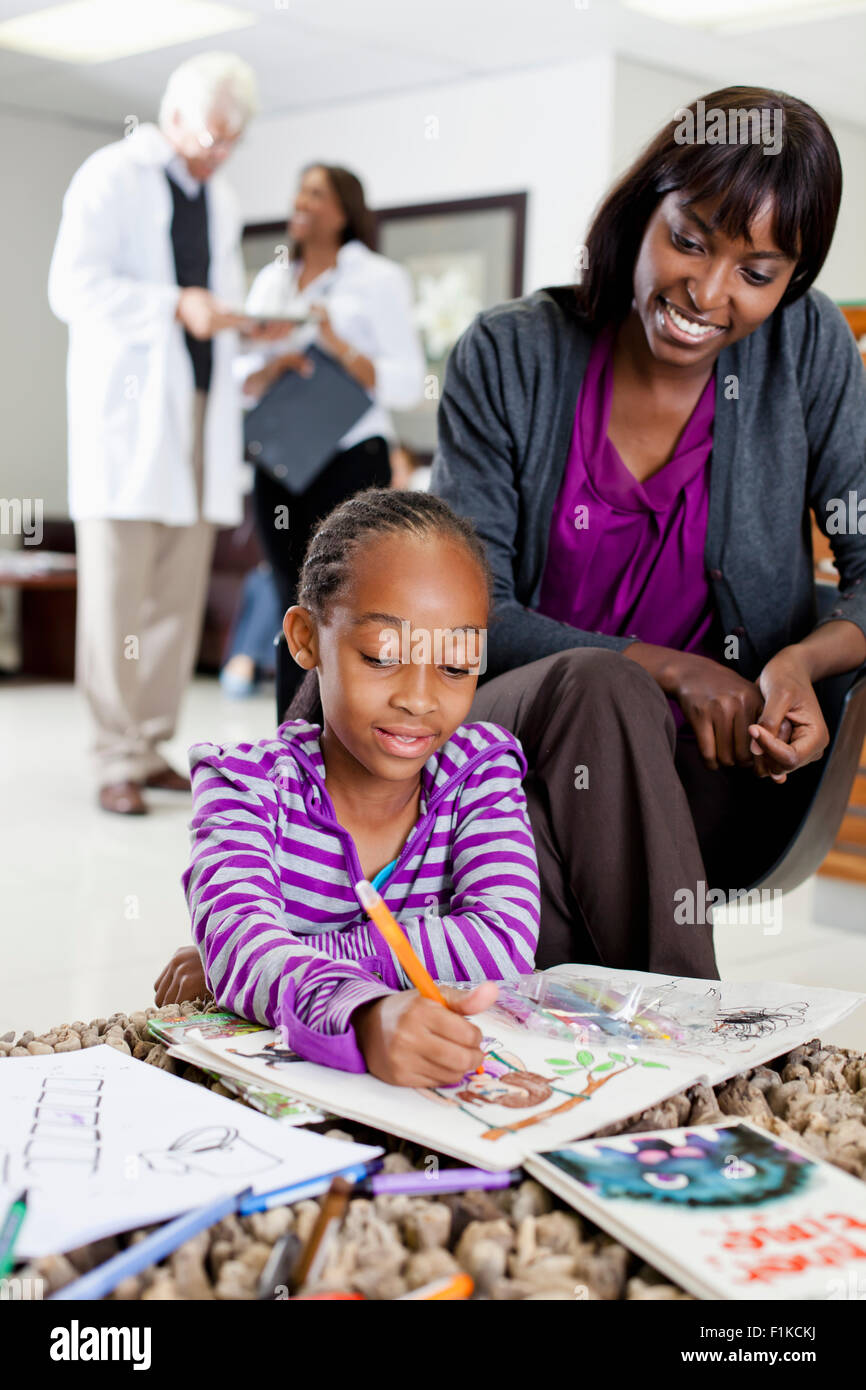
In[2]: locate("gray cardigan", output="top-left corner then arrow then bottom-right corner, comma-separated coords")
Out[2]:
431,285 -> 866,681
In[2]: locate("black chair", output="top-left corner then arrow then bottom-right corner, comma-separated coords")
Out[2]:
750,584 -> 866,893
274,587 -> 866,896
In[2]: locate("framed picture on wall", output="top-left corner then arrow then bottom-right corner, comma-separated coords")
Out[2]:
371,191 -> 527,459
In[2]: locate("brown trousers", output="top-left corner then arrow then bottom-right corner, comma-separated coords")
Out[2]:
469,648 -> 719,979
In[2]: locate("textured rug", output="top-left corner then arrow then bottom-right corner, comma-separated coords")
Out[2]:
4,1000 -> 866,1300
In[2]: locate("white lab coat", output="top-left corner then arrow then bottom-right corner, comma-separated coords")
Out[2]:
48,123 -> 246,526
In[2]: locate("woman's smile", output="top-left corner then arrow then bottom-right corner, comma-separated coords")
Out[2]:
655,294 -> 727,347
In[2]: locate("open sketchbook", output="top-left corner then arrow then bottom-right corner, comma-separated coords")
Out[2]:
181,1016 -> 700,1171
177,969 -> 863,1170
540,965 -> 864,1086
527,1120 -> 866,1301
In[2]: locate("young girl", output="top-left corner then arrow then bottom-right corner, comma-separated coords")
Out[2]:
154,490 -> 540,1087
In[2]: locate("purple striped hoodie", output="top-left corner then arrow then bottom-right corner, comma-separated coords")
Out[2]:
182,719 -> 540,1073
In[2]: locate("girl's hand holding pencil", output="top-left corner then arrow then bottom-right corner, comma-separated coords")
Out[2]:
354,879 -> 498,1086
353,981 -> 498,1088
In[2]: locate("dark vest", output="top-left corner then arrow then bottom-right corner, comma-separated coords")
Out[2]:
166,173 -> 213,393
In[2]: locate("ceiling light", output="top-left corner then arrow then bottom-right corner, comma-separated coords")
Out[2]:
0,0 -> 256,64
623,0 -> 866,33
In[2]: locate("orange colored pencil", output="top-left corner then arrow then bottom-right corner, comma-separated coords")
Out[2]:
355,879 -> 449,1007
399,1273 -> 474,1300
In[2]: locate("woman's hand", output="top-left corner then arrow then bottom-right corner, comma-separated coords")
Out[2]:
310,303 -> 376,388
750,647 -> 829,783
242,351 -> 314,401
353,981 -> 498,1087
176,288 -> 249,340
626,643 -> 764,770
672,653 -> 767,770
154,945 -> 207,1007
309,303 -> 343,357
240,318 -> 297,343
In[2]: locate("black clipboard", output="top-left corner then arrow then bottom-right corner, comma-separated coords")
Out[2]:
243,344 -> 373,494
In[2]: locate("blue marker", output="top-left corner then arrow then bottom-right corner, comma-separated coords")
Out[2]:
50,1158 -> 384,1299
238,1157 -> 384,1214
50,1187 -> 251,1302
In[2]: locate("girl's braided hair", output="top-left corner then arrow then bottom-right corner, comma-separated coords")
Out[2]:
285,487 -> 492,723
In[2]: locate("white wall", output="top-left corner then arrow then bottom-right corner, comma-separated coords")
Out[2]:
5,54 -> 864,527
229,56 -> 616,296
1,62 -> 615,527
612,57 -> 866,303
0,113 -> 108,519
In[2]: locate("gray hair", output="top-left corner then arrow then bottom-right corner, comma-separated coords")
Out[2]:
158,52 -> 259,135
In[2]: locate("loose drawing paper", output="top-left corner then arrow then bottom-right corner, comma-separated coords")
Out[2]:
191,1015 -> 700,1170
528,1120 -> 866,1300
0,1046 -> 380,1257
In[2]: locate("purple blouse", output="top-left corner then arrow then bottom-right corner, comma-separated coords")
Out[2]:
537,326 -> 718,659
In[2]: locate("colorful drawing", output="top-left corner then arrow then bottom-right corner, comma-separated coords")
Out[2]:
150,1012 -> 264,1043
427,1040 -> 669,1144
546,1125 -> 814,1208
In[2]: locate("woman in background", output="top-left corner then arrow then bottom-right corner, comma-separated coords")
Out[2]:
237,163 -> 424,701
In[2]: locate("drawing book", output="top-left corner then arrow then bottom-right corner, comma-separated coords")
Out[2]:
527,1120 -> 866,1300
0,1046 -> 380,1258
540,965 -> 864,1085
165,1044 -> 327,1125
181,1014 -> 701,1170
148,1013 -> 325,1125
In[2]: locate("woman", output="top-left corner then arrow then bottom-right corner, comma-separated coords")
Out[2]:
432,87 -> 866,977
237,163 -> 424,698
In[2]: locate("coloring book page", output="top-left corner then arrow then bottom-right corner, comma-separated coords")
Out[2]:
544,965 -> 865,1085
191,1014 -> 702,1170
528,1120 -> 866,1300
0,1046 -> 380,1257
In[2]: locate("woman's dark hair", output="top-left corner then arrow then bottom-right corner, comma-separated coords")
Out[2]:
576,86 -> 842,327
285,488 -> 492,724
290,163 -> 375,259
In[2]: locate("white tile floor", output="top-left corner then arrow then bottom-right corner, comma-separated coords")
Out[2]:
3,675 -> 865,1049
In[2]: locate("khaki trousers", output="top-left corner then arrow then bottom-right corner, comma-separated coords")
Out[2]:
74,392 -> 216,786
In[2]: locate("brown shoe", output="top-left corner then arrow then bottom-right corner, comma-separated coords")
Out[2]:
99,781 -> 147,815
144,768 -> 192,793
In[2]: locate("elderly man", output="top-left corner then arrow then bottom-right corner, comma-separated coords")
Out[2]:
49,53 -> 262,814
